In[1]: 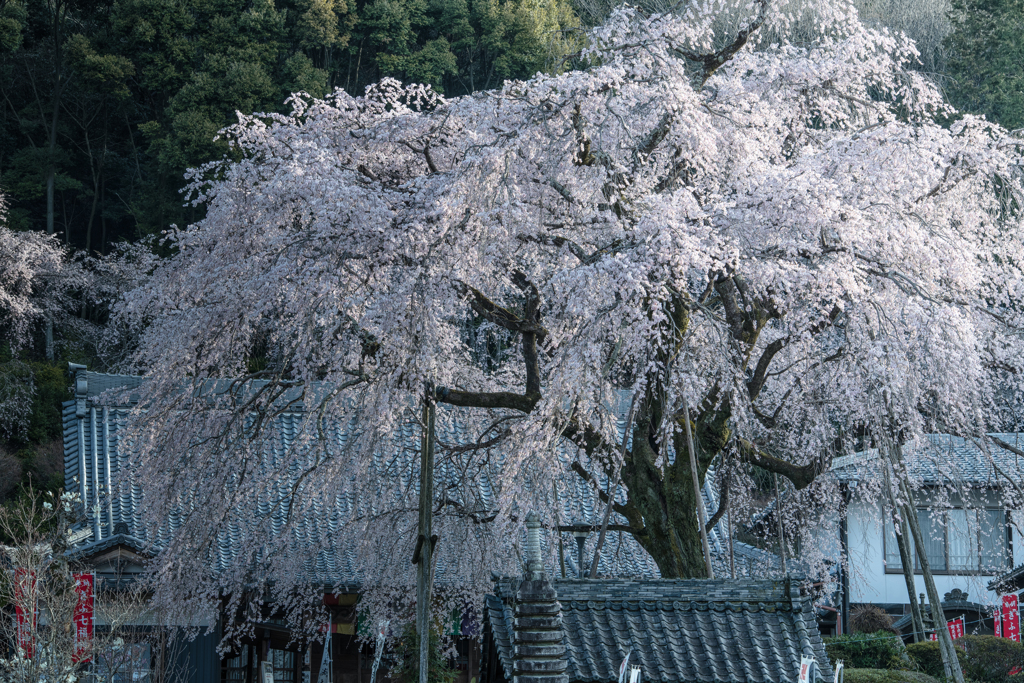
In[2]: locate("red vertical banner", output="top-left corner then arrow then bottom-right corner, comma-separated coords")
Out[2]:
13,569 -> 37,658
947,616 -> 965,640
1003,594 -> 1021,642
73,573 -> 95,663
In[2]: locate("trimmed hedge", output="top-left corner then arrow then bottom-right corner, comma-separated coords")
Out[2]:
905,641 -> 967,679
957,636 -> 1024,683
843,670 -> 939,683
825,632 -> 907,670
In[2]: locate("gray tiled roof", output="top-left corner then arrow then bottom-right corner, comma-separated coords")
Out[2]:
891,600 -> 989,634
485,578 -> 833,683
830,434 -> 1024,485
64,369 -> 777,585
989,563 -> 1024,593
66,532 -> 150,560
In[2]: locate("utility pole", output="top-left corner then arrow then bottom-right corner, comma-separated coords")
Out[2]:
413,385 -> 436,683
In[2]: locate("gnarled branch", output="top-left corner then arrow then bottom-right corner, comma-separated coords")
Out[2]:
677,0 -> 769,85
737,438 -> 823,490
435,387 -> 539,413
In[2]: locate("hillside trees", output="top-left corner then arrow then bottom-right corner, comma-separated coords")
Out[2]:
0,187 -> 98,507
0,0 -> 580,252
354,0 -> 580,93
0,0 -> 578,512
106,0 -> 1024,629
0,0 -> 140,249
945,0 -> 1024,130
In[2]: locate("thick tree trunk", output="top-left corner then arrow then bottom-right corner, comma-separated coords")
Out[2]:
682,391 -> 715,577
615,401 -> 727,579
622,448 -> 707,578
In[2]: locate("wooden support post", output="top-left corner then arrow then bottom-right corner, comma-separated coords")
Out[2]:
773,472 -> 787,574
415,385 -> 436,683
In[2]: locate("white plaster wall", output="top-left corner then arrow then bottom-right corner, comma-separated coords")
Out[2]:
807,512 -> 843,561
845,495 -> 1023,607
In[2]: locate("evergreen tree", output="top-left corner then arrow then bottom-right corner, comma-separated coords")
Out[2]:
945,0 -> 1024,130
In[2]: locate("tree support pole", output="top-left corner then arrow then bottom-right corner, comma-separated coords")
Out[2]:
881,452 -> 925,642
890,449 -> 964,683
415,386 -> 436,683
553,481 -> 566,578
774,472 -> 787,574
892,508 -> 926,642
727,505 -> 735,579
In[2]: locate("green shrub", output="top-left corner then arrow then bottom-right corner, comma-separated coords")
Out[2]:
825,632 -> 907,670
956,635 -> 1024,683
905,640 -> 967,679
388,623 -> 458,683
843,670 -> 939,683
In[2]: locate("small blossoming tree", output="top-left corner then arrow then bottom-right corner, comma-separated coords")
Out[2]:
1,490 -> 87,683
0,191 -> 91,438
0,490 -> 166,683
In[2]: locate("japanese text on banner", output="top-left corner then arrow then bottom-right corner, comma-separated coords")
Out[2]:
14,569 -> 36,659
73,573 -> 95,663
947,617 -> 965,640
1003,595 -> 1020,642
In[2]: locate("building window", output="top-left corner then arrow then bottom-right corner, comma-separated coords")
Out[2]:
225,645 -> 251,682
884,508 -> 1009,574
271,649 -> 297,683
94,642 -> 151,683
